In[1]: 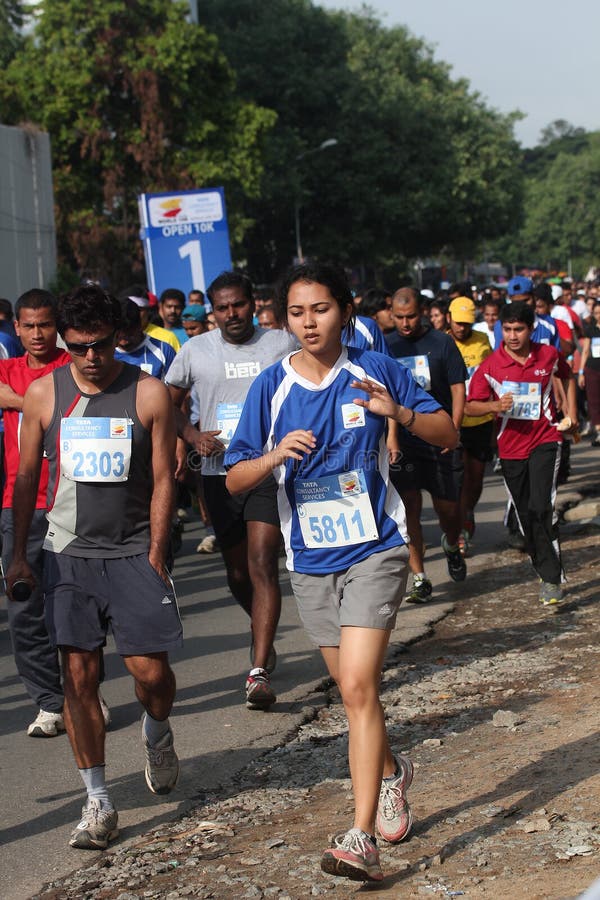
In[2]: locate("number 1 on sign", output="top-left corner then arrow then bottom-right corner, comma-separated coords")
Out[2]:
178,240 -> 205,292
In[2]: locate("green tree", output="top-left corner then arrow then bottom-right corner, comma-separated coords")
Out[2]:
539,119 -> 585,146
500,131 -> 600,274
199,0 -> 354,279
0,0 -> 25,68
332,11 -> 523,264
0,0 -> 275,286
199,1 -> 523,282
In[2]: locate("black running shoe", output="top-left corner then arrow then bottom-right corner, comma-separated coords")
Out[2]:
405,575 -> 433,603
441,534 -> 466,581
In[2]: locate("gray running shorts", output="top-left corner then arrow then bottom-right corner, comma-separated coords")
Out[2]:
289,544 -> 410,648
44,552 -> 183,655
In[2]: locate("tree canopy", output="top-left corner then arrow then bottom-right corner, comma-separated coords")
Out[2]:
497,130 -> 600,273
0,0 -> 275,287
198,0 -> 523,282
12,0 -> 593,287
0,0 -> 25,68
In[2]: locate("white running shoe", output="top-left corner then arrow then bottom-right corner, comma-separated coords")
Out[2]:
196,535 -> 217,553
142,716 -> 179,795
321,828 -> 383,882
69,798 -> 118,849
27,708 -> 66,738
376,755 -> 414,843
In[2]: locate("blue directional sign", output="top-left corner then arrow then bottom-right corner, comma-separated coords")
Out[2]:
138,187 -> 232,297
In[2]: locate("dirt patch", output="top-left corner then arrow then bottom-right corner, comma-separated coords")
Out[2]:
37,532 -> 600,899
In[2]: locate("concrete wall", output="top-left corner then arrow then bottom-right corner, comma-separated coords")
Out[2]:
0,123 -> 57,301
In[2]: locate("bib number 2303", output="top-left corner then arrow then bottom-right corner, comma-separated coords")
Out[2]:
60,417 -> 132,483
71,450 -> 126,480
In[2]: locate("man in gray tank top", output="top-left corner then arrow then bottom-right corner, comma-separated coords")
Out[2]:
6,285 -> 182,852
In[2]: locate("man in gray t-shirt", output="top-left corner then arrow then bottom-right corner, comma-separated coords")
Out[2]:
167,272 -> 296,711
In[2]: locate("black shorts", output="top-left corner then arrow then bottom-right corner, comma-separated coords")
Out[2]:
390,444 -> 463,502
460,420 -> 494,463
202,474 -> 280,550
44,552 -> 183,655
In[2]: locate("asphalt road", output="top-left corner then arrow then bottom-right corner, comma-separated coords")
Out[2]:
1,449 -> 591,900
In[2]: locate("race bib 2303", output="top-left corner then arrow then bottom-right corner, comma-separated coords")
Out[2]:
60,417 -> 132,482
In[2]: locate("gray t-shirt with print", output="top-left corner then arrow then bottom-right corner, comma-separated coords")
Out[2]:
166,326 -> 297,474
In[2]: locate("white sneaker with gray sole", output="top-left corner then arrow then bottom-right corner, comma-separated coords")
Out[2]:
27,708 -> 66,738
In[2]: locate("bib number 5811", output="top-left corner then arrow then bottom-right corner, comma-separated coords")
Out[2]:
308,510 -> 366,544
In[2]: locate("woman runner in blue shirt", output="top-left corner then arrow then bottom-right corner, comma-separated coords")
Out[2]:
225,262 -> 457,884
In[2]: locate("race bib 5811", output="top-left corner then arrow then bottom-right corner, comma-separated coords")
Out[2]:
295,469 -> 378,549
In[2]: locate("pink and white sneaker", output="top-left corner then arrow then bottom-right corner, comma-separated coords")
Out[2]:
376,754 -> 414,843
320,827 -> 383,882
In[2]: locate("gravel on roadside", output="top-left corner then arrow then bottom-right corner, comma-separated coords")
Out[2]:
35,524 -> 600,900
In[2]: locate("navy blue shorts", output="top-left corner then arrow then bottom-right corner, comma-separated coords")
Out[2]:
203,474 -> 280,550
460,420 -> 494,463
390,444 -> 464,502
43,552 -> 183,655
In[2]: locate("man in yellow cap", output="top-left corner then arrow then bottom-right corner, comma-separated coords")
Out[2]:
448,297 -> 493,553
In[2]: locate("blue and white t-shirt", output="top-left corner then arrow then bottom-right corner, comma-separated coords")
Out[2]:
493,314 -> 561,350
225,347 -> 440,574
344,315 -> 391,355
115,334 -> 176,380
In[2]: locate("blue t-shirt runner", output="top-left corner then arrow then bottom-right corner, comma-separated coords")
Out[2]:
344,315 -> 391,355
493,313 -> 560,350
225,346 -> 440,574
115,334 -> 176,380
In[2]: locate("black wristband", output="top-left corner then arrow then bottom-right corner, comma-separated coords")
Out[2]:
400,408 -> 416,429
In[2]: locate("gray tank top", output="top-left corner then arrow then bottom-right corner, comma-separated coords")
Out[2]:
44,363 -> 152,557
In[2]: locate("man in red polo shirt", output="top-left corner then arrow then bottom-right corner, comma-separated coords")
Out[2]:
0,289 -> 71,736
466,301 -> 577,607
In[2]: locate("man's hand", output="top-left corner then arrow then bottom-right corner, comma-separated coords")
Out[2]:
148,550 -> 172,589
557,415 -> 579,437
497,392 -> 513,413
5,559 -> 35,602
187,429 -> 226,457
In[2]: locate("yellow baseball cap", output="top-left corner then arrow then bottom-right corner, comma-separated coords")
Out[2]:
449,296 -> 476,324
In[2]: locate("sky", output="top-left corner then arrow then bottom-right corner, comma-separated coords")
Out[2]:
317,0 -> 600,147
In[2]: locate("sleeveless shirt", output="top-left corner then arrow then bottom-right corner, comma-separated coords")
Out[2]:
43,363 -> 152,557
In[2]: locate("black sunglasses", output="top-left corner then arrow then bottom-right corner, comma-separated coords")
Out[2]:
66,331 -> 116,356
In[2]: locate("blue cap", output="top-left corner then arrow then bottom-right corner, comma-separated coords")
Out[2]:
507,276 -> 533,297
182,305 -> 207,322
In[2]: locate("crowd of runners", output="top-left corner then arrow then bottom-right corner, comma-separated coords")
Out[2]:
1,262 -> 598,884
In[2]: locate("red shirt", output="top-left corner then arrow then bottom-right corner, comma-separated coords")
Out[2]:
468,341 -> 571,460
0,351 -> 70,508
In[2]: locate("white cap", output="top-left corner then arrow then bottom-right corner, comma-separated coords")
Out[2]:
421,289 -> 434,300
128,295 -> 149,308
551,285 -> 563,302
